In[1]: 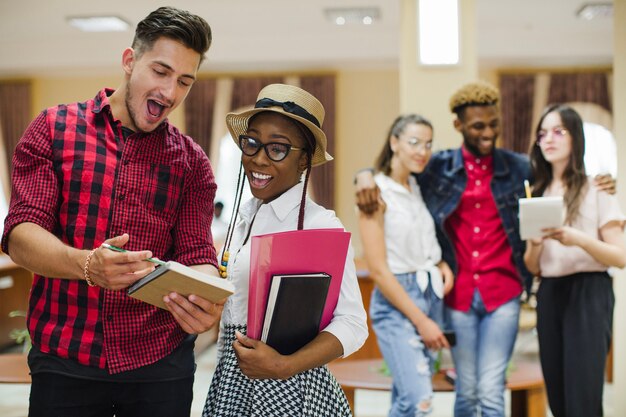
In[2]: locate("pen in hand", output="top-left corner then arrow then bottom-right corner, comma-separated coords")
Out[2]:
524,180 -> 532,199
101,243 -> 166,266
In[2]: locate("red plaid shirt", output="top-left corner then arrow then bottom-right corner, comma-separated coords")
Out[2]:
2,89 -> 218,374
444,147 -> 522,312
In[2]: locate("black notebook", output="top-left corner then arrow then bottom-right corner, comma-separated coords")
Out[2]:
261,273 -> 331,355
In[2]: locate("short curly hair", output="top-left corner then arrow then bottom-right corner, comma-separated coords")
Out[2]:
449,81 -> 500,116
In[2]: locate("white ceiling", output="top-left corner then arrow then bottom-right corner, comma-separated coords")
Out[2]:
0,0 -> 614,78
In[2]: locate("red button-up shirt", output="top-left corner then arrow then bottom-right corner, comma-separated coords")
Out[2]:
444,146 -> 522,312
2,89 -> 218,373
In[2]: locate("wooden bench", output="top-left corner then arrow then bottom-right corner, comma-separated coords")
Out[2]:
328,358 -> 546,417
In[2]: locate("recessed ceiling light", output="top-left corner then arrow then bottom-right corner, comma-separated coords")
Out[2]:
576,3 -> 613,20
324,7 -> 380,26
67,16 -> 130,32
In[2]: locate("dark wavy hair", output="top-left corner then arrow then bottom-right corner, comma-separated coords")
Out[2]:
374,114 -> 433,175
133,7 -> 212,63
529,103 -> 587,224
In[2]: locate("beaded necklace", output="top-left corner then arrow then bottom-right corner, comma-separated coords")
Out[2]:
219,163 -> 245,278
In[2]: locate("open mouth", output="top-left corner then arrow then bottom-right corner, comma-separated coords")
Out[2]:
249,171 -> 273,188
147,99 -> 166,119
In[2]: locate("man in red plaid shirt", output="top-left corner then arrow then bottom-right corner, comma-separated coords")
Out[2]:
2,7 -> 224,417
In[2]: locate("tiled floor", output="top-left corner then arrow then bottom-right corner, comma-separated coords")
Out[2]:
0,328 -> 615,417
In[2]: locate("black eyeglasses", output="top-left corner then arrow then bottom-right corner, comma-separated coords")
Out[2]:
238,135 -> 304,162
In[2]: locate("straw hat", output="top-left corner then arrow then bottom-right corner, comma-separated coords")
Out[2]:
225,84 -> 333,167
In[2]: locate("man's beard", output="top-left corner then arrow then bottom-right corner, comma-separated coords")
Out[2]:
124,81 -> 145,133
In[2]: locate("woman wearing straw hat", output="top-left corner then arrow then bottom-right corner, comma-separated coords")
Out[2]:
202,84 -> 368,417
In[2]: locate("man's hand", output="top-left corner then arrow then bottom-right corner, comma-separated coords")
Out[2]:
87,234 -> 155,290
594,174 -> 616,195
355,169 -> 382,215
163,292 -> 225,334
233,331 -> 292,379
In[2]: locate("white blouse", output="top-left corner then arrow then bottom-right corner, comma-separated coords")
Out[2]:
375,173 -> 444,296
539,180 -> 626,277
218,182 -> 368,358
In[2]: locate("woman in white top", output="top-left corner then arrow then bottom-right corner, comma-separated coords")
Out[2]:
358,114 -> 454,417
524,104 -> 626,417
203,84 -> 368,417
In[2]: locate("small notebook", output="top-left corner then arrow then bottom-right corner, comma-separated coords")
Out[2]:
519,196 -> 565,240
261,273 -> 331,355
127,261 -> 234,310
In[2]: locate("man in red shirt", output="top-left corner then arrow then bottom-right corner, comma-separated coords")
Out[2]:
356,82 -> 530,417
2,7 -> 224,417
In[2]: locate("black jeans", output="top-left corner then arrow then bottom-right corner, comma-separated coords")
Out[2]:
28,373 -> 194,417
536,271 -> 614,417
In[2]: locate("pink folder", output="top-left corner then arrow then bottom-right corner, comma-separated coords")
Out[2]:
247,228 -> 351,340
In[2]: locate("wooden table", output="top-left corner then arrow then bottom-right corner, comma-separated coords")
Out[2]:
328,358 -> 546,417
0,254 -> 32,349
0,353 -> 30,383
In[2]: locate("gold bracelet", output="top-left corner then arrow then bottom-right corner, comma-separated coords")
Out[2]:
83,248 -> 98,287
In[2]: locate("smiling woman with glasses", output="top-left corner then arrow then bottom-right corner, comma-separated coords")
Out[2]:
202,84 -> 367,417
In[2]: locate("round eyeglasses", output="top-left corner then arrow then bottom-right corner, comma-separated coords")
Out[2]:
401,136 -> 433,151
238,135 -> 304,162
536,127 -> 568,145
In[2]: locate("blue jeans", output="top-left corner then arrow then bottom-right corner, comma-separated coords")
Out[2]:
448,289 -> 520,417
370,272 -> 444,417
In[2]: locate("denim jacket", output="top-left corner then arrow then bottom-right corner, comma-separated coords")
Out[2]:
417,147 -> 533,293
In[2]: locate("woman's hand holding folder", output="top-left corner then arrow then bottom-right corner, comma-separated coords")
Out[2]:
233,330 -> 344,380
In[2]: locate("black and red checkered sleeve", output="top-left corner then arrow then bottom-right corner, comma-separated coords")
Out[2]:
170,139 -> 218,268
2,111 -> 60,254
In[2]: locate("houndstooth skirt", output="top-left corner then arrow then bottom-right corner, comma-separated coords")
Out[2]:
202,324 -> 352,417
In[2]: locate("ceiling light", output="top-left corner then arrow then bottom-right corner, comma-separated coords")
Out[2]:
418,0 -> 459,65
324,7 -> 380,26
67,16 -> 130,32
576,3 -> 613,20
